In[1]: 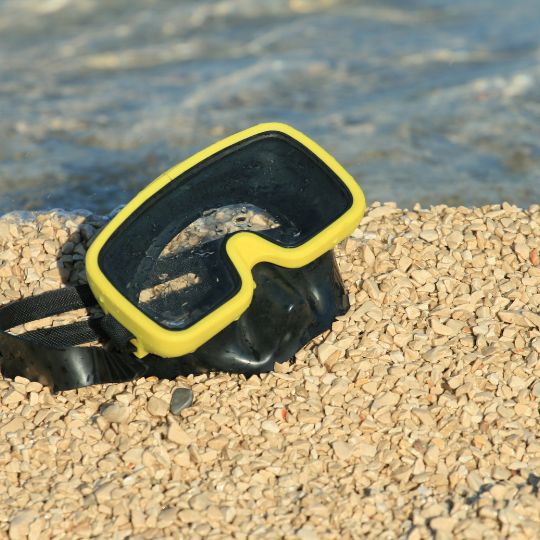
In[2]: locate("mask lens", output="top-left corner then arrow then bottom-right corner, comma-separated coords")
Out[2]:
138,204 -> 279,328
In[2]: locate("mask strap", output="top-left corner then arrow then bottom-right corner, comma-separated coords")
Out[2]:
0,285 -> 144,392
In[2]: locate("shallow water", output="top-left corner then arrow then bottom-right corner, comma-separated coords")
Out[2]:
1,0 -> 540,214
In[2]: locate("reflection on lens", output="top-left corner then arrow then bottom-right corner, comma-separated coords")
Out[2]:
160,203 -> 280,257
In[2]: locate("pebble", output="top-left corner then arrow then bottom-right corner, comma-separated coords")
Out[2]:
100,402 -> 130,424
412,407 -> 435,426
297,524 -> 319,540
356,443 -> 377,458
178,509 -> 199,524
420,229 -> 439,242
0,417 -> 25,436
430,517 -> 457,533
167,421 -> 192,445
9,510 -> 37,540
3,389 -> 25,405
261,420 -> 280,433
147,396 -> 169,417
317,342 -> 340,364
157,508 -> 177,528
371,391 -> 400,410
332,441 -> 353,460
0,204 -> 540,539
169,387 -> 193,415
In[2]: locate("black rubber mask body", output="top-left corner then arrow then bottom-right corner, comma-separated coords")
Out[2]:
0,251 -> 347,391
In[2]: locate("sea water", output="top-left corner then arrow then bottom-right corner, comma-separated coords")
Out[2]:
1,0 -> 540,214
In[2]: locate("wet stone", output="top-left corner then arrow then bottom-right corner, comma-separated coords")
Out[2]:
170,387 -> 193,415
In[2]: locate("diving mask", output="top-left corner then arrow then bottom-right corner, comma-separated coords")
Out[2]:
0,123 -> 365,390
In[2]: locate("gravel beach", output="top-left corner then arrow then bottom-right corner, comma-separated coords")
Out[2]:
1,202 -> 540,539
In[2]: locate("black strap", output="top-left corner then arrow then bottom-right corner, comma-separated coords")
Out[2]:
19,320 -> 104,348
0,285 -> 96,331
0,285 -> 146,392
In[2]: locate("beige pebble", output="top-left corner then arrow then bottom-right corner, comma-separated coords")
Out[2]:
8,510 -> 37,540
514,242 -> 530,260
431,318 -> 456,336
466,471 -> 483,491
157,508 -> 177,528
100,402 -> 130,424
173,451 -> 191,467
332,441 -> 353,460
524,310 -> 540,328
317,342 -> 341,364
297,411 -> 322,423
207,436 -> 229,450
411,408 -> 435,426
167,421 -> 192,445
178,509 -> 199,524
0,416 -> 25,436
147,396 -> 169,417
430,517 -> 456,533
493,467 -> 511,481
420,229 -> 439,242
491,484 -> 510,499
26,382 -> 42,393
362,245 -> 376,266
411,269 -> 432,285
446,230 -> 464,248
356,442 -> 377,458
297,524 -> 319,540
261,420 -> 280,433
371,391 -> 400,409
3,389 -> 25,405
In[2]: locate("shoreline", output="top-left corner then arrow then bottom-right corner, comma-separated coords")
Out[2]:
1,202 -> 540,539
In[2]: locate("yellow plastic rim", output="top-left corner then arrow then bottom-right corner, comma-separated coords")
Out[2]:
86,123 -> 366,358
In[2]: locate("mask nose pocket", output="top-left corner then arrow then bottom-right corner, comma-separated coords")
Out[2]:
142,250 -> 349,378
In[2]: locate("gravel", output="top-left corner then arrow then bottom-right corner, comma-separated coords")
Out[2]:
1,201 -> 540,539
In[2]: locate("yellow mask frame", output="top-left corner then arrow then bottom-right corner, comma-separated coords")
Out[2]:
86,123 -> 366,358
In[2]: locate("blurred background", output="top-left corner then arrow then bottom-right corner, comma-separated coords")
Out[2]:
1,0 -> 540,214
